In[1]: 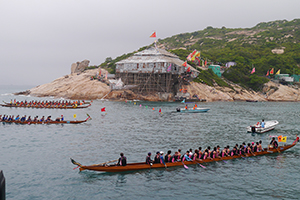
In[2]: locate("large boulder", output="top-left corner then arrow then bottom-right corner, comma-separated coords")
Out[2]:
71,59 -> 90,74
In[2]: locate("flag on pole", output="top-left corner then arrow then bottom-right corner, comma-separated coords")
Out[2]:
105,71 -> 108,80
101,107 -> 106,112
99,68 -> 101,76
187,67 -> 191,72
187,53 -> 192,61
278,135 -> 283,142
182,61 -> 187,67
270,68 -> 274,75
204,60 -> 207,66
251,68 -> 255,74
190,50 -> 197,57
266,70 -> 269,76
276,69 -> 280,75
281,136 -> 287,143
191,55 -> 196,61
159,108 -> 161,113
150,32 -> 156,38
167,64 -> 171,72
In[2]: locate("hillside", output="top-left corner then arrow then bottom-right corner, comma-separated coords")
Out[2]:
102,19 -> 300,92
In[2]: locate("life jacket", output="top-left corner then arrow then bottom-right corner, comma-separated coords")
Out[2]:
154,155 -> 160,163
118,156 -> 127,166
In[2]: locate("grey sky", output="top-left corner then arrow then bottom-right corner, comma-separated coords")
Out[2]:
1,0 -> 299,86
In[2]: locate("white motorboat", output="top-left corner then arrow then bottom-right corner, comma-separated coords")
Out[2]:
247,120 -> 279,133
176,107 -> 210,113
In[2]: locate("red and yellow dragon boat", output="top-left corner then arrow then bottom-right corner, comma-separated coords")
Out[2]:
71,136 -> 299,173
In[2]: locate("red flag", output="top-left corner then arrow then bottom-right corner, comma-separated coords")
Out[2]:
270,68 -> 274,75
101,107 -> 106,112
159,108 -> 161,113
204,60 -> 207,66
150,32 -> 156,38
182,61 -> 187,67
266,70 -> 269,76
187,67 -> 191,72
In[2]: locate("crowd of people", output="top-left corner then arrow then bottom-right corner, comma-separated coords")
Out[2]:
116,138 -> 281,166
0,114 -> 64,122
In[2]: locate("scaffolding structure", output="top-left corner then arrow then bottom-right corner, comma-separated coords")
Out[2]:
115,72 -> 180,94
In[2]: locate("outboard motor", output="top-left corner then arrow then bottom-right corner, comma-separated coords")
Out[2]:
176,108 -> 180,112
251,126 -> 256,133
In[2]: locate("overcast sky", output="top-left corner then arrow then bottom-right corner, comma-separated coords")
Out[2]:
1,0 -> 299,86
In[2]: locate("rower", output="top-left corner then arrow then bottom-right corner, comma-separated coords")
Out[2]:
182,151 -> 192,162
258,140 -> 263,151
153,152 -> 161,163
269,137 -> 278,149
33,116 -> 38,122
159,151 -> 166,165
117,153 -> 127,166
171,152 -> 178,162
15,115 -> 20,121
198,147 -> 203,159
146,152 -> 153,165
40,116 -> 45,122
20,115 -> 26,122
178,149 -> 182,160
27,116 -> 32,122
185,104 -> 188,110
45,116 -> 52,122
164,150 -> 172,163
221,147 -> 228,157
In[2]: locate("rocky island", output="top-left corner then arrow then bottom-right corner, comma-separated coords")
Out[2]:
17,60 -> 300,102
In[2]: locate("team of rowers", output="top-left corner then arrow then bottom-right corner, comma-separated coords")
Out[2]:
0,114 -> 64,122
144,140 -> 268,166
116,140 -> 271,166
6,99 -> 89,107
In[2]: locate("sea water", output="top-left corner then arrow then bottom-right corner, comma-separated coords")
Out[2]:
1,85 -> 300,199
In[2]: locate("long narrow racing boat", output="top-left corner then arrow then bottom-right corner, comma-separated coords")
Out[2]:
0,103 -> 91,109
71,136 -> 299,173
1,115 -> 91,124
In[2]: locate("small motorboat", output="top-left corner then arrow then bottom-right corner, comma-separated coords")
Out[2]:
176,107 -> 210,113
247,120 -> 279,133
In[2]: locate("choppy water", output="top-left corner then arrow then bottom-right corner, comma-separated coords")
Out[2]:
1,86 -> 300,199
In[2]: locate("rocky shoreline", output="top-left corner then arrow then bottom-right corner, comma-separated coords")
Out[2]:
16,68 -> 300,102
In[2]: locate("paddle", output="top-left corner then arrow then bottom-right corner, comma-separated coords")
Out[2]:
182,161 -> 188,169
219,157 -> 228,163
198,163 -> 206,168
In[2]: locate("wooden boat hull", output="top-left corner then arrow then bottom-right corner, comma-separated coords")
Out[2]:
73,137 -> 299,173
176,108 -> 210,113
0,103 -> 91,109
247,120 -> 279,133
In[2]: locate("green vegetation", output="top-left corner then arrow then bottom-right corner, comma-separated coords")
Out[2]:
99,19 -> 300,91
194,68 -> 231,88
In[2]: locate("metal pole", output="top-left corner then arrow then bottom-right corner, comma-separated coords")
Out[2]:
0,170 -> 5,200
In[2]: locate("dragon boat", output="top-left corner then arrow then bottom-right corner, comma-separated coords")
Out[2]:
1,115 -> 91,125
0,103 -> 91,109
71,136 -> 299,173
